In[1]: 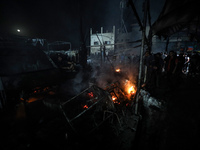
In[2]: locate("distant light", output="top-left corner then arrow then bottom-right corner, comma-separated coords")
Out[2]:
17,29 -> 21,32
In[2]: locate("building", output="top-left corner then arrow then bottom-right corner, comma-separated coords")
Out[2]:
90,26 -> 115,55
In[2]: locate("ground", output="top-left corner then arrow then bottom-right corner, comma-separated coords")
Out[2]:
136,74 -> 200,150
1,72 -> 200,150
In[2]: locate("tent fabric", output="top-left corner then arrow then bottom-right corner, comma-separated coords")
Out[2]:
151,0 -> 200,38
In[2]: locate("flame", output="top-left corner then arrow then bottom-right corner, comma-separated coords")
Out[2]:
83,105 -> 88,109
124,80 -> 136,94
112,95 -> 120,104
115,68 -> 120,72
124,80 -> 136,100
128,86 -> 135,94
112,95 -> 117,101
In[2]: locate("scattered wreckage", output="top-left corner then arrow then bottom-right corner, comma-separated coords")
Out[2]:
43,79 -> 140,149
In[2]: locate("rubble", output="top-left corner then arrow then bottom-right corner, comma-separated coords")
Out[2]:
140,89 -> 165,111
42,81 -> 140,149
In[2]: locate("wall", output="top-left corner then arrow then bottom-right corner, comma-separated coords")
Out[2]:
90,26 -> 115,55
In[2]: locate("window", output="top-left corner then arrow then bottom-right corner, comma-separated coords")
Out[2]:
94,41 -> 99,45
105,41 -> 111,44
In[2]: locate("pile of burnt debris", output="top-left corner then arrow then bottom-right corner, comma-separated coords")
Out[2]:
0,63 -> 145,149
43,82 -> 140,150
1,75 -> 167,150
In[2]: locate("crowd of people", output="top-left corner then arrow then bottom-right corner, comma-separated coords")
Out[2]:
143,50 -> 200,93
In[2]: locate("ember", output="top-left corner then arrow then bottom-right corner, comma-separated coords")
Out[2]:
20,86 -> 56,103
112,95 -> 118,103
59,85 -> 115,134
88,92 -> 94,98
115,68 -> 120,72
83,105 -> 88,109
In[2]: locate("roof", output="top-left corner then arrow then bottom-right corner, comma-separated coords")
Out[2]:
151,0 -> 200,38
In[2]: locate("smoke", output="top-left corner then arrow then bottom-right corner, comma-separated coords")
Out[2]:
59,67 -> 91,96
59,54 -> 139,98
71,69 -> 90,94
89,56 -> 139,90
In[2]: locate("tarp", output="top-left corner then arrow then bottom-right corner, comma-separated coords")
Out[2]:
151,0 -> 200,38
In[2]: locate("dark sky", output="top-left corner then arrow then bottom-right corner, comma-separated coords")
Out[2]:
0,0 -> 164,48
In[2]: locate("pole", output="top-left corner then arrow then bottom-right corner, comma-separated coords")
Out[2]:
165,36 -> 169,53
128,0 -> 150,51
96,33 -> 104,65
135,0 -> 148,115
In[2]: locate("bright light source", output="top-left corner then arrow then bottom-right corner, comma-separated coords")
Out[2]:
17,29 -> 20,32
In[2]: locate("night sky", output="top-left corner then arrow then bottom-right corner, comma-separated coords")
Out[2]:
0,0 -> 164,48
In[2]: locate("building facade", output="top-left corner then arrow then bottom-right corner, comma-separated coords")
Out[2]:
90,26 -> 115,55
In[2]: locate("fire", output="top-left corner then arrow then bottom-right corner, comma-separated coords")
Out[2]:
110,92 -> 119,103
83,105 -> 88,109
88,92 -> 94,98
128,86 -> 135,94
124,80 -> 136,94
115,68 -> 120,73
124,80 -> 136,99
112,95 -> 120,104
112,95 -> 117,101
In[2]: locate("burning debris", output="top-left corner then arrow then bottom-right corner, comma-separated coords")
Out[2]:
115,68 -> 121,73
105,80 -> 136,105
20,86 -> 57,103
50,82 -> 140,149
56,76 -> 137,136
40,62 -> 139,148
59,85 -> 115,134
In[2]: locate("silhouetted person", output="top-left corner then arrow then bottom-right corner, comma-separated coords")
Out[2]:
143,51 -> 157,92
176,52 -> 185,75
190,52 -> 200,76
164,50 -> 178,87
154,52 -> 164,88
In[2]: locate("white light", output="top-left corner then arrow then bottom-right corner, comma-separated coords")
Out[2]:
17,29 -> 20,32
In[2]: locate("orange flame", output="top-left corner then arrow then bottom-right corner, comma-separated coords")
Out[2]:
128,86 -> 135,94
112,95 -> 117,101
125,80 -> 136,99
83,105 -> 88,109
115,68 -> 120,72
